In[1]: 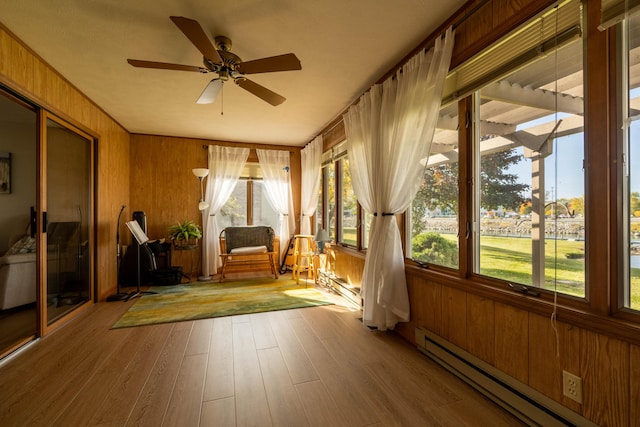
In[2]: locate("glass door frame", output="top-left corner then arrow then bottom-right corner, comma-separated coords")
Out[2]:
37,111 -> 96,336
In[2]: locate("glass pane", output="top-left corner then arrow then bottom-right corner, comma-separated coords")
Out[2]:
46,119 -> 92,324
0,93 -> 37,354
627,120 -> 640,308
326,164 -> 336,242
218,181 -> 247,229
410,107 -> 459,268
339,158 -> 357,246
252,180 -> 279,230
315,175 -> 323,235
627,13 -> 640,309
476,36 -> 585,297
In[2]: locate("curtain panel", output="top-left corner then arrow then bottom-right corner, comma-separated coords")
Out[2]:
300,135 -> 323,235
256,149 -> 295,260
344,27 -> 454,330
201,145 -> 250,276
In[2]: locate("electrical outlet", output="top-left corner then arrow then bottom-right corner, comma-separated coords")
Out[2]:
562,370 -> 583,404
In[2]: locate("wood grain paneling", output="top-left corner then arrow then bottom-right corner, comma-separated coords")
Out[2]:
581,330 -> 629,426
494,302 -> 528,384
332,247 -> 364,285
631,344 -> 640,423
467,293 -> 495,364
528,313 -> 582,412
442,286 -> 468,349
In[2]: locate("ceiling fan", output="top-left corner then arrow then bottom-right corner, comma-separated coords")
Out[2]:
127,16 -> 301,106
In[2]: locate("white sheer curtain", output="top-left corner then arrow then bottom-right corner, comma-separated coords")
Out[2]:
344,27 -> 454,330
201,145 -> 250,276
300,135 -> 323,235
256,149 -> 295,260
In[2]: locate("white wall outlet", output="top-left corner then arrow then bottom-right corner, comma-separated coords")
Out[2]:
562,370 -> 583,404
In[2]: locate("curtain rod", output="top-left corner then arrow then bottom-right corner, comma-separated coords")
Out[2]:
202,144 -> 294,153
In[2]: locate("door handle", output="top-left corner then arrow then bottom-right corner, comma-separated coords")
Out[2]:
30,206 -> 36,238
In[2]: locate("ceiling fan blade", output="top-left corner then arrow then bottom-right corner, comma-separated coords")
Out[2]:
169,16 -> 223,64
235,78 -> 286,106
237,53 -> 302,75
197,79 -> 223,104
127,59 -> 208,73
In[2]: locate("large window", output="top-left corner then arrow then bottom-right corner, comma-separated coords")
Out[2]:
217,164 -> 279,231
623,12 -> 640,309
339,158 -> 357,246
408,107 -> 460,269
474,32 -> 585,297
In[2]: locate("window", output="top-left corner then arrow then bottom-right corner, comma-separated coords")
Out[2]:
339,158 -> 357,246
474,31 -> 585,297
623,12 -> 640,309
325,162 -> 336,242
315,174 -> 323,235
408,107 -> 460,268
217,164 -> 279,231
317,141 -> 369,249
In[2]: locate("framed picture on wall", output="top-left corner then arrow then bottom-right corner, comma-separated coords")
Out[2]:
0,152 -> 10,194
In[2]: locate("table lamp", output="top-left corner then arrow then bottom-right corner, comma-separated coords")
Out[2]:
315,228 -> 330,253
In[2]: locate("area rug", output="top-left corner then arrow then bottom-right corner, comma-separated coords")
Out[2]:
112,278 -> 334,329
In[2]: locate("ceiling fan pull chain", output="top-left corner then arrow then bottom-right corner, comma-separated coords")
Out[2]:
221,84 -> 224,116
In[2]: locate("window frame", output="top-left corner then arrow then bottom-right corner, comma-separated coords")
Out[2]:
316,151 -> 368,251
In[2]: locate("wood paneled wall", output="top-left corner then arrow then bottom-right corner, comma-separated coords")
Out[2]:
129,134 -> 301,276
0,24 -> 130,302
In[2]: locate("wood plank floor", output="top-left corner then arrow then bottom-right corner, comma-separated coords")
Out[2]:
0,294 -> 524,426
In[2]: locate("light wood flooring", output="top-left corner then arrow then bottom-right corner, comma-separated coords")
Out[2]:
0,290 -> 524,426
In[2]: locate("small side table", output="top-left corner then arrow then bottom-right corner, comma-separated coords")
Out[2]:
172,243 -> 198,283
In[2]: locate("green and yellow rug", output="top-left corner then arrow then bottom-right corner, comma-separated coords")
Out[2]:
112,278 -> 334,329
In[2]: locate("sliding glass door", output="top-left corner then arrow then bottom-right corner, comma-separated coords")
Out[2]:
0,91 -> 95,357
44,116 -> 94,325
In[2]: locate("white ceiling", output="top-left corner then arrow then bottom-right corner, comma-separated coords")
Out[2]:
0,0 -> 466,146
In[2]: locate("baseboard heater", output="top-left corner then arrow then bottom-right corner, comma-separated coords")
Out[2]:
328,276 -> 361,308
415,327 -> 597,427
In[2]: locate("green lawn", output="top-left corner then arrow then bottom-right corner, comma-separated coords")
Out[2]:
478,235 -> 585,297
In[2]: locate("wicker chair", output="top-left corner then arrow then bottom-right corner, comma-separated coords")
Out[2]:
219,226 -> 279,282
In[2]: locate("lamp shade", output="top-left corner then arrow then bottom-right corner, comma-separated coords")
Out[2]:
192,168 -> 209,178
315,228 -> 329,242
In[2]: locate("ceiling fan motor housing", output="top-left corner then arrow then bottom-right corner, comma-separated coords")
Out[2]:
203,37 -> 242,79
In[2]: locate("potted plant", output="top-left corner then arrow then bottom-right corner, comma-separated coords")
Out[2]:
168,219 -> 202,249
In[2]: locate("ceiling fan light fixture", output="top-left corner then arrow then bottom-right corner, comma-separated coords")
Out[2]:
197,79 -> 223,104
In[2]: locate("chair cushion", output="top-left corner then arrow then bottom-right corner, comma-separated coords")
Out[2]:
230,245 -> 268,255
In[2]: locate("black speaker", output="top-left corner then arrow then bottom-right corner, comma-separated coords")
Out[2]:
132,211 -> 147,234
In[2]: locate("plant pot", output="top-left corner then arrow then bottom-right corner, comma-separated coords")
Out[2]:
173,238 -> 198,250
